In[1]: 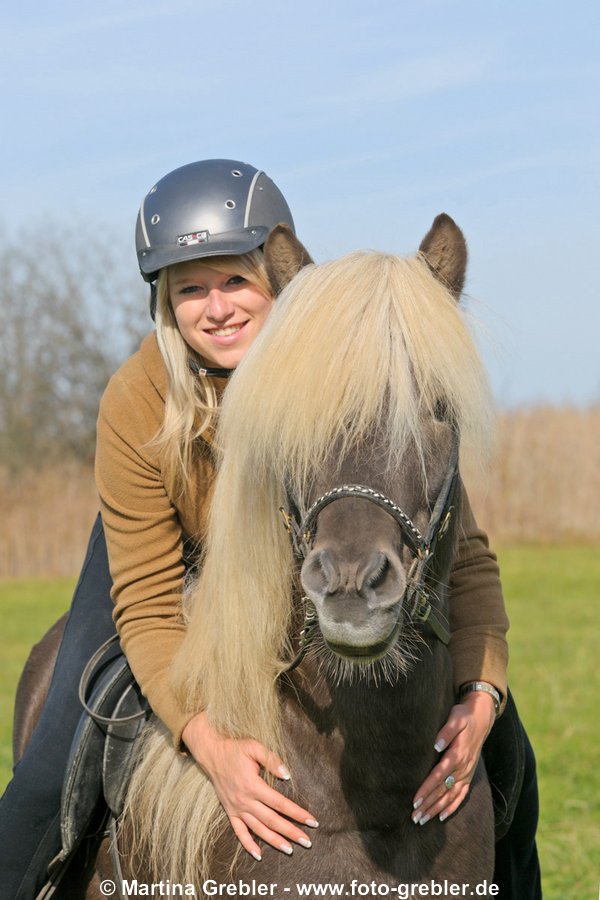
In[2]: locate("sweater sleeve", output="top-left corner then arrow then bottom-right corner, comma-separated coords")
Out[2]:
95,369 -> 193,746
448,482 -> 509,712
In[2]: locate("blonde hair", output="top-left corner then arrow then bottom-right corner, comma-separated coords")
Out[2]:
124,250 -> 494,883
151,249 -> 272,492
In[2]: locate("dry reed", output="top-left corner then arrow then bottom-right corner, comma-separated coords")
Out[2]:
462,406 -> 600,543
0,463 -> 98,578
0,407 -> 597,578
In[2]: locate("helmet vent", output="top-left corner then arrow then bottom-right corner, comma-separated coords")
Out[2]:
231,169 -> 243,177
225,200 -> 236,209
151,214 -> 160,225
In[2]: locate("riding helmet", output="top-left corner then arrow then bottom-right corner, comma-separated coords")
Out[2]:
135,159 -> 295,284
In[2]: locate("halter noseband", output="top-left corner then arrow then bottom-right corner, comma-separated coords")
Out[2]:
281,433 -> 460,668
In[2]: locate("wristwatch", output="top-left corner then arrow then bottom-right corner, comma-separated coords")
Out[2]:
458,681 -> 502,717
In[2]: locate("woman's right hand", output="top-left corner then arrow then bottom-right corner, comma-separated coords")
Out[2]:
182,711 -> 318,861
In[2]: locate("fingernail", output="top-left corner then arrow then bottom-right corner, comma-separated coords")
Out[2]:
251,851 -> 262,861
278,765 -> 291,780
298,837 -> 312,848
434,738 -> 446,752
439,812 -> 449,822
413,797 -> 423,810
280,843 -> 293,855
305,818 -> 319,828
419,814 -> 431,826
412,812 -> 422,824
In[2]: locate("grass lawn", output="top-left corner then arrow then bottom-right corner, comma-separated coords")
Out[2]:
0,546 -> 598,897
496,545 -> 600,899
0,578 -> 75,781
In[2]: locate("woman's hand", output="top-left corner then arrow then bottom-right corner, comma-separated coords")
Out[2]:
411,691 -> 496,825
182,711 -> 318,860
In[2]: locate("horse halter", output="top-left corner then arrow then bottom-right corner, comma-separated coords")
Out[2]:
280,432 -> 460,667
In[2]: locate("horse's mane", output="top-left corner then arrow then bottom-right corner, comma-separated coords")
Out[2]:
124,250 -> 493,883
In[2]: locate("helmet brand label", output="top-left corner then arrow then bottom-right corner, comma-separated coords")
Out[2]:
177,231 -> 209,247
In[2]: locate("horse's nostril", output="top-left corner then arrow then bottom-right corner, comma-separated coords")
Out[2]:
301,548 -> 339,598
355,550 -> 405,603
361,552 -> 390,590
302,547 -> 405,608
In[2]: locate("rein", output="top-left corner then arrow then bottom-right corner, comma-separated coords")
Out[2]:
280,433 -> 460,668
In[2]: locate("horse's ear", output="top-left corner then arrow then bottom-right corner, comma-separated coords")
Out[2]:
263,224 -> 313,296
418,213 -> 467,300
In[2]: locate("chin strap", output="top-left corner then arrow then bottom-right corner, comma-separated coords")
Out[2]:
188,358 -> 234,378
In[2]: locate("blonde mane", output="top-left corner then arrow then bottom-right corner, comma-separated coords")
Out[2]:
124,250 -> 493,883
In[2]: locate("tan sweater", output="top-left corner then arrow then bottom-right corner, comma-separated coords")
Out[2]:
96,333 -> 509,745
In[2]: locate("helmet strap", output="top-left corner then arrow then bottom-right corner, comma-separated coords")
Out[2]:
150,283 -> 158,320
188,358 -> 234,379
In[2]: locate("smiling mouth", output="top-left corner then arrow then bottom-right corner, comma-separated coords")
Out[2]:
206,322 -> 247,337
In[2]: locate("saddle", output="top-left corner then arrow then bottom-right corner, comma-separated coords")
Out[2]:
61,636 -> 149,858
57,534 -> 199,876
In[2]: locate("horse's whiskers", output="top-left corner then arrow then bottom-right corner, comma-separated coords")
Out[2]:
302,625 -> 424,687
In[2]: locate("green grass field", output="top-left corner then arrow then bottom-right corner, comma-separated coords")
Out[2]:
0,576 -> 75,777
1,547 -> 598,897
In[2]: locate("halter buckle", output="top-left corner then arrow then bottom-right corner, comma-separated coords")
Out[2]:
438,506 -> 453,539
279,507 -> 294,534
412,590 -> 432,623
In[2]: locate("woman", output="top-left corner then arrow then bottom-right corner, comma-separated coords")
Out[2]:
1,159 -> 539,897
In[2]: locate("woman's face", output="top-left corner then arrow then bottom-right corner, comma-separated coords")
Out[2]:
168,260 -> 273,368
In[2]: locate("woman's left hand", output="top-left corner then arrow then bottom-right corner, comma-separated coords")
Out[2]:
411,691 -> 496,825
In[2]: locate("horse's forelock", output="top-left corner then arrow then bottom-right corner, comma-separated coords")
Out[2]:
221,250 -> 492,491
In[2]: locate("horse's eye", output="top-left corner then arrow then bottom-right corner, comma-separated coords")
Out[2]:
434,399 -> 448,422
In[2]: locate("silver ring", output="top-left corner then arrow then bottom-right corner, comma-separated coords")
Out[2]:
444,774 -> 456,790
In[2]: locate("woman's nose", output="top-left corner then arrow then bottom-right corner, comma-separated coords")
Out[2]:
206,289 -> 234,321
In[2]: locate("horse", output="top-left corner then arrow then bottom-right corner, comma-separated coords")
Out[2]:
13,215 -> 497,895
120,216 -> 496,890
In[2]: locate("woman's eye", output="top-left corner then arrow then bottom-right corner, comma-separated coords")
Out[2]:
227,275 -> 246,286
179,285 -> 202,294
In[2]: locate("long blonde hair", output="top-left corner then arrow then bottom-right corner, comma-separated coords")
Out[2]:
124,250 -> 494,884
150,249 -> 272,492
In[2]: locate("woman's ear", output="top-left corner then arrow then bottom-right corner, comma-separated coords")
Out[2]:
263,224 -> 313,295
418,213 -> 467,301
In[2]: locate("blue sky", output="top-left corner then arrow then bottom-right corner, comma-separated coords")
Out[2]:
1,1 -> 598,406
